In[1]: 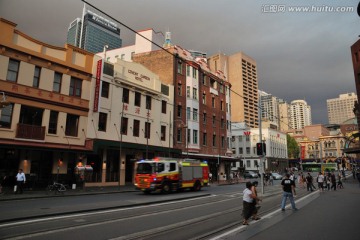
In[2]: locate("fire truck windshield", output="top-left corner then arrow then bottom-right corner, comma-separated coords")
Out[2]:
136,162 -> 165,174
136,163 -> 154,174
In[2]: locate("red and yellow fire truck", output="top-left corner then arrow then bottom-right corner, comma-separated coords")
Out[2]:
134,158 -> 209,194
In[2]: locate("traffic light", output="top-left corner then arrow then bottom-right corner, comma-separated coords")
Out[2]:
256,142 -> 266,155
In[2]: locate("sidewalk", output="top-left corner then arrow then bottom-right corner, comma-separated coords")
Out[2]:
0,184 -> 137,201
0,176 -> 258,201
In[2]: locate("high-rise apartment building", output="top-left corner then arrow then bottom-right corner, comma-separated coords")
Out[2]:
207,52 -> 258,128
278,99 -> 290,132
67,6 -> 122,53
327,93 -> 357,124
259,90 -> 279,128
289,100 -> 312,130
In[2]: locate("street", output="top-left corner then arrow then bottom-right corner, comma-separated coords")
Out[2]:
0,175 -> 359,240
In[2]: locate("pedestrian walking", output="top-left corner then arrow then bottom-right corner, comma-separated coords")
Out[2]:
330,172 -> 337,191
15,169 -> 26,194
326,173 -> 331,191
298,172 -> 305,189
251,181 -> 262,221
209,172 -> 213,183
316,172 -> 324,191
305,172 -> 314,192
242,182 -> 260,225
280,173 -> 298,211
337,173 -> 343,189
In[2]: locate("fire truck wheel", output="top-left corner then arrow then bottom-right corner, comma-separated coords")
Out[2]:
162,183 -> 171,194
192,181 -> 202,191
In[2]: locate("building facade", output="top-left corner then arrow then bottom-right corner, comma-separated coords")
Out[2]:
327,93 -> 357,124
67,7 -> 122,54
231,123 -> 288,173
0,18 -> 94,188
259,90 -> 280,129
207,52 -> 259,128
85,56 -> 174,186
289,100 -> 312,130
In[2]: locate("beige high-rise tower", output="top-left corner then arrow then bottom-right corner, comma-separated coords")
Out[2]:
208,52 -> 258,127
327,93 -> 357,124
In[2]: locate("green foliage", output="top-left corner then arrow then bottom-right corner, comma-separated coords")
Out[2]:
287,134 -> 300,159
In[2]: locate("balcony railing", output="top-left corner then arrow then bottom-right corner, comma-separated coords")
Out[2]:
16,123 -> 45,140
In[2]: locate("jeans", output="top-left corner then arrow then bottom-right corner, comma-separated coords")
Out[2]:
281,191 -> 296,209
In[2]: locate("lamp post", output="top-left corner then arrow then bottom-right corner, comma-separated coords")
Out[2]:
0,92 -> 10,109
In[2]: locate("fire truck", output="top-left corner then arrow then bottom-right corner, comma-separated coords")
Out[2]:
134,158 -> 209,194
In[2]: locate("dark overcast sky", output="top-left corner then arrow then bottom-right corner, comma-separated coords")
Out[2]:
1,0 -> 359,124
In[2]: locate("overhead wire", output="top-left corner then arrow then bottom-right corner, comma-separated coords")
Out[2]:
81,0 -> 295,133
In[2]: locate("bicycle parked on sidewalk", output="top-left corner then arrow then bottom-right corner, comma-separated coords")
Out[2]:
46,182 -> 67,194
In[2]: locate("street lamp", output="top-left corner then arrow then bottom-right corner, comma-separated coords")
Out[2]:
0,92 -> 10,109
174,119 -> 188,158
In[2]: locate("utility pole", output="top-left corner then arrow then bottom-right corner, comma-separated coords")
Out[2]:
258,94 -> 264,195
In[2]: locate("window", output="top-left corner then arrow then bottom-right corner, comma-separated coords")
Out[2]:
239,136 -> 243,142
121,117 -> 128,135
170,162 -> 176,171
48,110 -> 58,134
186,65 -> 190,76
177,83 -> 182,96
202,75 -> 207,85
193,108 -> 198,121
19,106 -> 43,126
133,119 -> 140,137
220,100 -> 224,111
246,136 -> 250,141
192,67 -> 197,79
177,128 -> 182,142
221,136 -> 225,148
145,122 -> 151,138
0,103 -> 13,128
135,91 -> 141,107
6,59 -> 20,82
101,81 -> 109,98
187,86 -> 190,98
221,118 -> 225,128
239,147 -> 243,154
246,147 -> 250,154
161,126 -> 166,141
202,132 -> 207,146
33,66 -> 41,88
177,61 -> 183,74
187,107 -> 191,120
177,105 -> 182,118
98,112 -> 107,132
69,77 -> 82,97
161,100 -> 167,114
212,134 -> 216,147
212,116 -> 216,126
53,72 -> 62,93
123,88 -> 129,103
65,114 -> 79,137
187,129 -> 191,143
203,112 -> 207,124
212,97 -> 215,108
146,95 -> 151,110
193,130 -> 198,144
193,88 -> 197,100
246,160 -> 251,168
202,93 -> 206,104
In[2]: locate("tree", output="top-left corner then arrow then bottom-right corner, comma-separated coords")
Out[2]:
287,134 -> 300,159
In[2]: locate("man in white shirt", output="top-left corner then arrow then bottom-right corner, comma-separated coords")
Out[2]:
317,172 -> 325,191
15,169 -> 26,194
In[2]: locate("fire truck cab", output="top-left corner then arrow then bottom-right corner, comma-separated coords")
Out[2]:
134,158 -> 209,194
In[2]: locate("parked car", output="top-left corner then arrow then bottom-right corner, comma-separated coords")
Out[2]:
244,171 -> 258,178
271,172 -> 283,180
